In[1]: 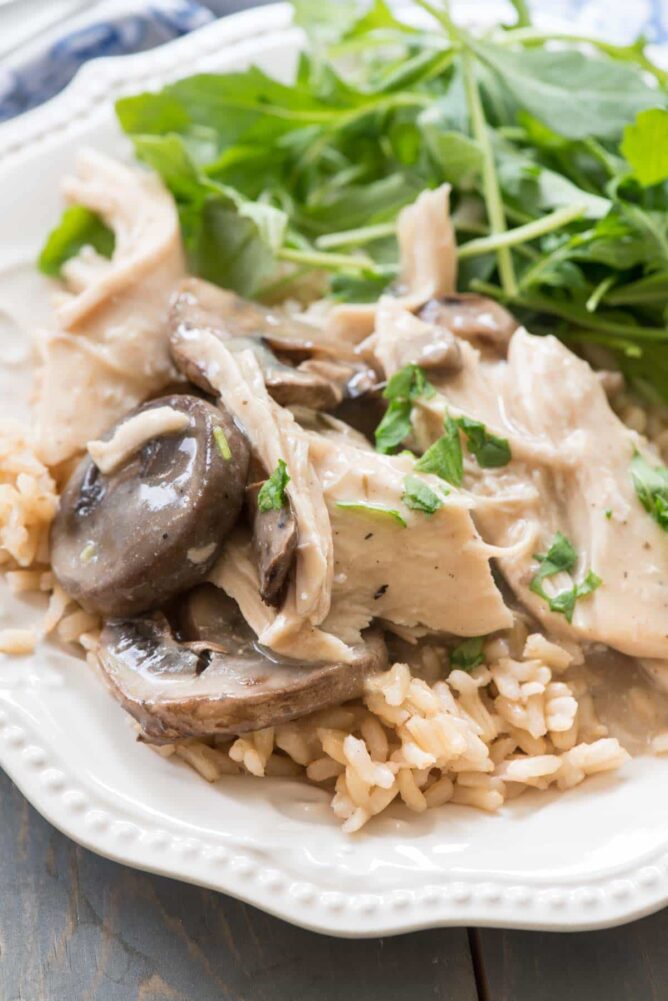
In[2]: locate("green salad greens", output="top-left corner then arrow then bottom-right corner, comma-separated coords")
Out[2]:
39,0 -> 668,402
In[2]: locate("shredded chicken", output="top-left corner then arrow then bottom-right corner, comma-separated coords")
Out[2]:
170,326 -> 333,626
35,149 -> 184,465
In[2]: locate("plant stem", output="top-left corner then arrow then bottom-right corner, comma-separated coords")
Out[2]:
316,222 -> 397,250
277,246 -> 375,272
460,48 -> 518,296
509,0 -> 532,27
585,274 -> 616,313
458,203 -> 589,259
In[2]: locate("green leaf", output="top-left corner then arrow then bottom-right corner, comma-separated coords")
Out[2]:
472,41 -> 660,140
402,474 -> 446,514
547,571 -> 602,623
455,415 -> 511,468
630,451 -> 668,531
529,531 -> 578,594
384,363 -> 434,403
257,459 -> 290,512
374,399 -> 413,455
374,364 -> 434,454
38,205 -> 115,277
529,532 -> 602,622
415,415 -> 464,487
192,197 -> 276,296
335,500 -> 407,527
622,108 -> 668,187
419,118 -> 484,187
450,636 -> 485,671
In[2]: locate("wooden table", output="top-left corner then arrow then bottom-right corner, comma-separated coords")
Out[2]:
2,768 -> 667,1000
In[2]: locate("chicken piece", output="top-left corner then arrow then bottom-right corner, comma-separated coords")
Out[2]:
372,311 -> 668,661
308,436 -> 513,646
35,149 -> 184,465
396,184 -> 457,303
170,325 -> 333,626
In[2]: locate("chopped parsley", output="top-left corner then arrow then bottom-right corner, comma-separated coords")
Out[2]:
213,425 -> 232,461
545,571 -> 602,623
402,474 -> 445,514
336,500 -> 407,527
450,637 -> 485,671
454,416 -> 511,469
415,414 -> 463,487
605,509 -> 613,520
257,459 -> 290,512
530,531 -> 602,623
630,451 -> 668,532
374,364 -> 434,455
79,541 -> 96,563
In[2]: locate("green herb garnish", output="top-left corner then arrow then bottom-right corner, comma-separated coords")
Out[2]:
450,636 -> 485,671
336,500 -> 407,527
455,416 -> 511,468
257,459 -> 290,512
630,451 -> 668,531
79,541 -> 97,563
374,364 -> 434,455
213,426 -> 232,460
530,531 -> 602,622
38,206 -> 114,277
402,474 -> 445,514
415,414 -> 464,487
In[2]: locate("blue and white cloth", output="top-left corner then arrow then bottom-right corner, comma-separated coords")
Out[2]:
0,0 -> 667,124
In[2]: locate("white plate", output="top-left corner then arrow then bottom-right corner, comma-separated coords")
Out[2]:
2,1 -> 668,937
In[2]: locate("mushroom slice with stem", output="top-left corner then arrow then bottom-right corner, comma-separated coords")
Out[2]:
97,593 -> 388,741
169,277 -> 374,409
51,395 -> 249,617
245,457 -> 298,608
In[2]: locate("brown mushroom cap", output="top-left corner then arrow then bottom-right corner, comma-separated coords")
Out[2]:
245,457 -> 298,608
419,294 -> 518,352
97,590 -> 388,741
51,395 -> 249,617
169,278 -> 374,409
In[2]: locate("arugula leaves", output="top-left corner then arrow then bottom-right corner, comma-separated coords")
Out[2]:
530,531 -> 602,623
402,474 -> 445,514
374,364 -> 434,454
415,414 -> 464,487
258,459 -> 290,512
622,109 -> 668,187
36,1 -> 668,403
630,451 -> 668,531
336,500 -> 407,527
455,416 -> 511,468
450,636 -> 485,671
38,206 -> 114,277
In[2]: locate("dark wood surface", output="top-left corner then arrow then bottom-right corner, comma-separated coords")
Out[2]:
3,768 -> 668,1001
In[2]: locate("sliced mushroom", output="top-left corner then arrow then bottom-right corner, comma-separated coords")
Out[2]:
169,278 -> 374,409
419,294 -> 518,352
51,395 -> 249,617
97,599 -> 388,741
246,458 -> 298,608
